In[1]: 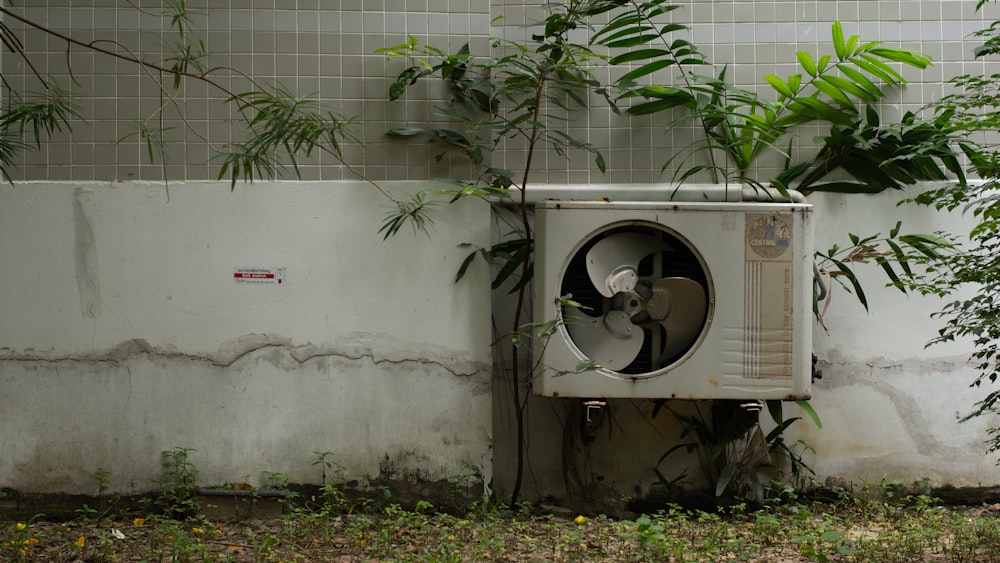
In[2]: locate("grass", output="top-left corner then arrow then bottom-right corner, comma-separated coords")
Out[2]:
3,490 -> 1000,562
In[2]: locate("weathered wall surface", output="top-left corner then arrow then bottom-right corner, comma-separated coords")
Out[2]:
796,191 -> 995,488
0,181 -> 493,494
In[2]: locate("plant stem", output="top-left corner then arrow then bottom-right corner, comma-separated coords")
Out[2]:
510,74 -> 548,504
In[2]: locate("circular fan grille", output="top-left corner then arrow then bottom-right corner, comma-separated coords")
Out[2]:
559,222 -> 712,377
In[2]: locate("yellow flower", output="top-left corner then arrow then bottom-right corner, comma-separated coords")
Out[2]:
74,536 -> 86,548
191,527 -> 204,535
133,518 -> 145,527
574,515 -> 588,525
26,538 -> 38,546
15,522 -> 26,531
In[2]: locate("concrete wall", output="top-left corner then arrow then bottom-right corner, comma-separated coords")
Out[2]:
0,181 -> 493,494
3,179 -> 992,504
801,190 -> 993,488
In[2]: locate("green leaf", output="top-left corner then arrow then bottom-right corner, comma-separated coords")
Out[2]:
764,74 -> 795,98
817,54 -> 832,73
832,21 -> 847,60
877,257 -> 903,289
590,14 -> 644,45
765,417 -> 801,443
820,74 -> 878,102
787,74 -> 802,96
658,23 -> 687,35
431,128 -> 472,149
455,249 -> 478,283
839,66 -> 884,99
867,46 -> 932,69
853,54 -> 905,84
795,400 -> 822,429
889,220 -> 902,238
797,51 -> 818,77
626,90 -> 696,115
617,59 -> 678,83
830,257 -> 868,310
604,34 -> 664,49
609,48 -> 673,65
787,96 -> 855,126
885,239 -> 913,277
812,78 -> 858,109
766,400 -> 783,424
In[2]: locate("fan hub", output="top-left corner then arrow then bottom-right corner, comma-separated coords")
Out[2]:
604,266 -> 639,295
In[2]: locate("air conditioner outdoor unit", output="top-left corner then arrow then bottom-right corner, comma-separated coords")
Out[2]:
532,199 -> 814,400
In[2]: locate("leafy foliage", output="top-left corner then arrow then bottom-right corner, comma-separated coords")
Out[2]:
901,0 -> 1000,461
0,3 -> 369,196
813,223 -> 955,326
910,180 -> 1000,447
595,2 -> 960,195
0,80 -> 79,183
218,86 -> 357,190
377,0 -> 623,503
376,0 -> 612,240
652,400 -> 820,504
152,447 -> 200,520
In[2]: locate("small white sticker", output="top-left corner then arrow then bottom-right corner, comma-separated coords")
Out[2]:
234,267 -> 286,285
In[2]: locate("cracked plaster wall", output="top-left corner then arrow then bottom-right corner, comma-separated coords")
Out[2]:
0,181 -> 493,494
789,191 -> 998,488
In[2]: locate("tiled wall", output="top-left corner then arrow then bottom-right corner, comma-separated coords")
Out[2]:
2,1 -> 997,184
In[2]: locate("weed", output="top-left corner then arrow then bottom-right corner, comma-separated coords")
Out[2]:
2,519 -> 41,562
153,447 -> 200,519
312,450 -> 343,486
261,470 -> 293,491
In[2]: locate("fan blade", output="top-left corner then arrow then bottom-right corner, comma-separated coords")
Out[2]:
650,277 -> 707,361
586,233 -> 669,298
564,306 -> 644,371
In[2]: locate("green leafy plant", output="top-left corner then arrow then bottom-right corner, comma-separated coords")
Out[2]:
900,0 -> 1000,462
0,80 -> 79,185
307,450 -> 349,513
153,447 -> 200,519
595,1 -> 963,196
0,2 -> 406,205
813,223 -> 956,327
652,399 -> 821,504
377,0 -> 621,503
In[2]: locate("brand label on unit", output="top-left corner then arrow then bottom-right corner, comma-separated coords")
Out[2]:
746,213 -> 792,259
234,267 -> 286,285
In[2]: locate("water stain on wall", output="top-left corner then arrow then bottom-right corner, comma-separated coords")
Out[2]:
73,188 -> 101,319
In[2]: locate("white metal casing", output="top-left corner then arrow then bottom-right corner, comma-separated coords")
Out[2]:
532,200 -> 814,400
